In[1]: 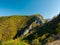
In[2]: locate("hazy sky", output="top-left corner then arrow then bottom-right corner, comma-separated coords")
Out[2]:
0,0 -> 60,18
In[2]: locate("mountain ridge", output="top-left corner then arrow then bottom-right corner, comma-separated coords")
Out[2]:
0,14 -> 60,45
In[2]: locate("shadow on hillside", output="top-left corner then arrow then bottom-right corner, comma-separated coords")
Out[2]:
13,16 -> 36,39
23,14 -> 60,43
38,14 -> 60,34
13,29 -> 25,39
13,25 -> 29,39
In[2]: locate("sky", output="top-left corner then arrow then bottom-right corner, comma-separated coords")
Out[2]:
0,0 -> 60,18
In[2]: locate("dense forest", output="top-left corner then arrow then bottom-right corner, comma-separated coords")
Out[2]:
0,14 -> 60,45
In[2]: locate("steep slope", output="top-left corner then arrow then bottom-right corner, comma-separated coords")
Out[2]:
14,14 -> 45,38
0,14 -> 45,41
23,14 -> 60,45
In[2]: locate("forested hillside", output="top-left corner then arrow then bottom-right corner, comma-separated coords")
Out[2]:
0,14 -> 60,45
22,14 -> 60,45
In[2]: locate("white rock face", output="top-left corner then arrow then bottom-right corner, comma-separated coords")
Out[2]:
23,28 -> 30,35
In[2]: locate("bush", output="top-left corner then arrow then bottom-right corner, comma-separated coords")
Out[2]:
1,39 -> 29,45
31,39 -> 40,45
